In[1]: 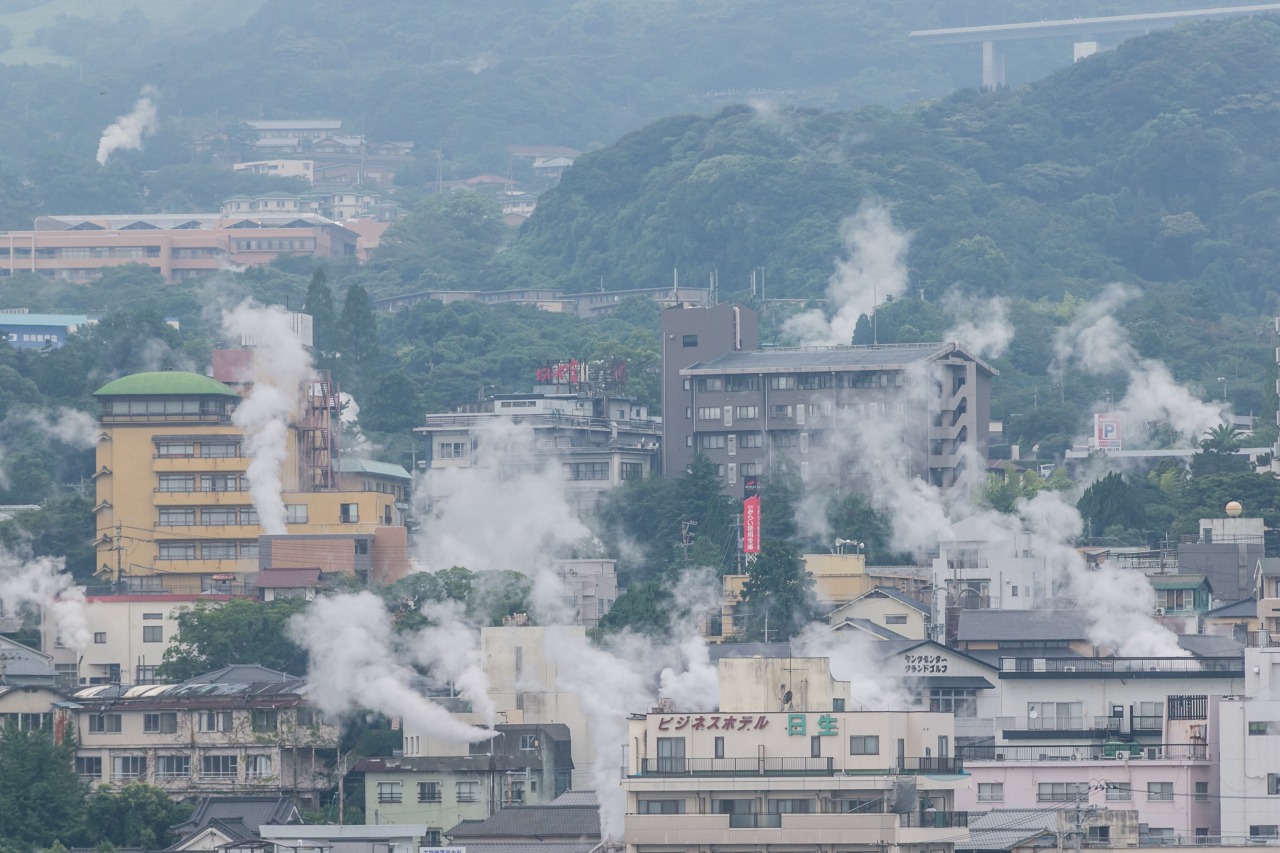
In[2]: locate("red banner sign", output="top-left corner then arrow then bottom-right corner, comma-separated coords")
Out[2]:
743,495 -> 761,554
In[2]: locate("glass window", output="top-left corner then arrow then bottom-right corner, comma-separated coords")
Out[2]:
768,375 -> 796,390
1039,782 -> 1089,802
143,712 -> 176,733
76,756 -> 102,779
158,542 -> 195,560
340,503 -> 359,523
199,442 -> 241,458
1106,783 -> 1132,801
252,710 -> 278,732
158,508 -> 195,526
978,783 -> 1003,802
696,377 -> 723,391
1253,826 -> 1280,839
89,714 -> 122,734
437,442 -> 468,459
201,755 -> 237,778
1197,781 -> 1211,800
199,710 -> 234,732
158,474 -> 195,492
156,755 -> 190,778
201,541 -> 237,559
1147,782 -> 1174,801
930,689 -> 977,717
519,734 -> 537,750
377,781 -> 402,803
885,614 -> 908,625
419,781 -> 442,802
696,407 -> 722,420
156,443 -> 194,457
93,632 -> 107,644
1249,721 -> 1280,735
286,504 -> 308,524
682,335 -> 698,347
297,708 -> 323,727
769,404 -> 793,419
456,781 -> 479,803
734,406 -> 759,420
699,434 -> 726,450
112,756 -> 146,780
142,626 -> 163,643
849,735 -> 879,755
638,799 -> 686,814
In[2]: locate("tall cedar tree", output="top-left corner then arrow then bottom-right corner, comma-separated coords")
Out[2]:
303,268 -> 337,362
0,723 -> 85,846
736,540 -> 817,642
339,281 -> 378,376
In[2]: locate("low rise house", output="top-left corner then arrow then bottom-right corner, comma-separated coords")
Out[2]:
168,796 -> 301,851
0,311 -> 94,349
446,801 -> 600,852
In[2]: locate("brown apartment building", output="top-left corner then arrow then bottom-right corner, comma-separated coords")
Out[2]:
0,213 -> 359,283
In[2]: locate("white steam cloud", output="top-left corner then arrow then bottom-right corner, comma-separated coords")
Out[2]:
289,592 -> 494,744
944,291 -> 1014,360
221,301 -> 313,535
1054,284 -> 1225,444
0,550 -> 90,650
413,599 -> 496,726
96,86 -> 158,166
784,201 -> 911,346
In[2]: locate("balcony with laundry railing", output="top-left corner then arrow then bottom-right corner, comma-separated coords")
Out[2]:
997,714 -> 1164,739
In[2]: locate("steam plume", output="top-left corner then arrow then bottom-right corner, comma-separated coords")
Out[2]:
944,291 -> 1014,360
221,301 -> 313,535
0,550 -> 90,650
96,86 -> 158,166
289,592 -> 494,743
413,599 -> 496,726
784,201 -> 911,346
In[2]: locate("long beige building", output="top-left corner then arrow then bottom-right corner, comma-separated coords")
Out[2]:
1,213 -> 359,283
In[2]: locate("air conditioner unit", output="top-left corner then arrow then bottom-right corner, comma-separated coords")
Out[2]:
1154,608 -> 1165,616
1146,748 -> 1160,760
1114,752 -> 1129,761
1063,665 -> 1077,673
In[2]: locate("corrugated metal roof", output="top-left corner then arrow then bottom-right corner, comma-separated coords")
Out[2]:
956,610 -> 1090,642
336,457 -> 412,480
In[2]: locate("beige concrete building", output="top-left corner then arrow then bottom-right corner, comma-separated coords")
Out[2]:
72,665 -> 338,804
623,656 -> 965,853
1,214 -> 359,283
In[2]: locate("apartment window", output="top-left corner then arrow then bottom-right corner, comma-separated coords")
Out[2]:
113,756 -> 146,780
143,712 -> 177,733
201,541 -> 237,559
201,507 -> 239,526
768,375 -> 796,390
885,614 -> 908,625
156,442 -> 195,457
376,780 -> 403,803
158,542 -> 196,560
240,541 -> 259,559
456,781 -> 479,803
1106,783 -> 1132,801
656,736 -> 686,773
89,713 -> 122,734
355,539 -> 370,556
735,406 -> 759,420
738,432 -> 763,448
340,503 -> 359,523
681,334 -> 698,347
1039,782 -> 1089,802
1087,827 -> 1111,844
438,441 -> 468,459
769,798 -> 816,814
136,665 -> 160,685
200,442 -> 240,458
201,755 -> 237,778
1253,826 -> 1280,838
929,689 -> 977,717
772,431 -> 798,448
797,374 -> 831,390
620,462 -> 644,481
638,799 -> 686,814
158,474 -> 195,492
158,508 -> 195,526
978,783 -> 1003,802
142,626 -> 163,643
696,407 -> 722,420
75,756 -> 102,780
1027,701 -> 1083,729
93,632 -> 107,644
199,710 -> 234,732
714,736 -> 725,759
1268,774 -> 1280,796
1197,781 -> 1211,800
1249,721 -> 1280,735
252,710 -> 278,732
769,404 -> 793,419
519,734 -> 537,751
419,781 -> 442,802
564,462 -> 609,481
811,735 -> 822,758
285,504 -> 308,524
200,473 -> 246,492
699,434 -> 726,450
849,735 -> 879,755
727,376 -> 759,391
156,755 -> 190,778
297,708 -> 323,727
696,377 -> 723,392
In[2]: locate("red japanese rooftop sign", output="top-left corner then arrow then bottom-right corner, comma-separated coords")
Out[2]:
743,495 -> 761,554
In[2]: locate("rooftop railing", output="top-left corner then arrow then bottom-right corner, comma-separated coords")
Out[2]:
959,743 -> 1208,761
999,657 -> 1242,675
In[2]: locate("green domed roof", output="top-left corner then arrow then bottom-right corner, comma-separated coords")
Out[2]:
94,371 -> 240,398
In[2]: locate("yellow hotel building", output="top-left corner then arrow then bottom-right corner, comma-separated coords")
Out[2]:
93,371 -> 409,594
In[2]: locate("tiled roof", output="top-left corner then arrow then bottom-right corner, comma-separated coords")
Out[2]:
1177,633 -> 1246,658
549,790 -> 598,807
1204,596 -> 1257,618
447,805 -> 600,839
955,609 -> 1090,642
171,796 -> 299,844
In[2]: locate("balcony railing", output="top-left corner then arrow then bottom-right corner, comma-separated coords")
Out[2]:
997,716 -> 1164,736
637,757 -> 835,776
729,813 -> 783,829
959,744 -> 1209,761
895,757 -> 964,774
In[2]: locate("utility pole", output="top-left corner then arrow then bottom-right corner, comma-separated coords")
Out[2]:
680,520 -> 698,564
114,523 -> 123,588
